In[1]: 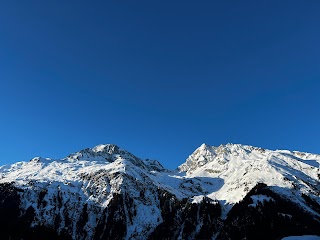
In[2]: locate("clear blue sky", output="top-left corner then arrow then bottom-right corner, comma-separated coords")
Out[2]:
0,1 -> 319,169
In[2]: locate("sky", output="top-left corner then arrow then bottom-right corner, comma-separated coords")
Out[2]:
0,1 -> 319,169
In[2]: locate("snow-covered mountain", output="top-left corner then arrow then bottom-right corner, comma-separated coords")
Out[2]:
179,143 -> 320,214
0,143 -> 319,240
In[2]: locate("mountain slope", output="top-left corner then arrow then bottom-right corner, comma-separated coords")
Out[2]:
0,143 -> 319,239
179,143 -> 320,216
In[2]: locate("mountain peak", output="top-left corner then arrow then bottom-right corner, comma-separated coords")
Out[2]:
178,143 -> 217,173
66,143 -> 135,164
92,144 -> 120,154
199,143 -> 211,150
66,144 -> 164,172
178,143 -> 269,173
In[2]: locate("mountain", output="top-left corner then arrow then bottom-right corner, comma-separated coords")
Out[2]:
0,143 -> 319,240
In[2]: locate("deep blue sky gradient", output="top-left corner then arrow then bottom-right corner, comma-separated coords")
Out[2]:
0,1 -> 320,169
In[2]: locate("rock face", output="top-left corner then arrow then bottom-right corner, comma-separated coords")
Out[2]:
0,143 -> 319,240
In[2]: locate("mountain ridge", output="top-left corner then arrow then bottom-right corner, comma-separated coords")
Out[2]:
0,142 -> 319,239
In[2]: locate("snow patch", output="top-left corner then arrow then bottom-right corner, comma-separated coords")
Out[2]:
191,195 -> 205,204
249,194 -> 274,207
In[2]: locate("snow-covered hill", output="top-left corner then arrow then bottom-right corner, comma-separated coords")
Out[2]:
0,143 -> 319,240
